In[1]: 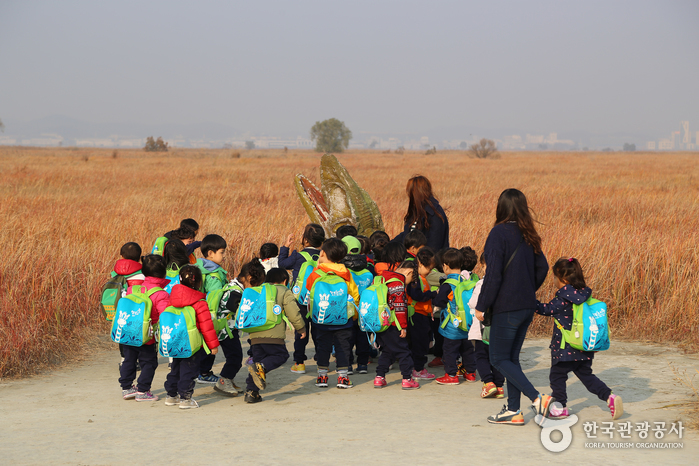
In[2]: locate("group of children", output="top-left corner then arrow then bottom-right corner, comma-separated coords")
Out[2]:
106,217 -> 622,423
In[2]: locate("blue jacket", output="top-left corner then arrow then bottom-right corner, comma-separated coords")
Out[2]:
433,273 -> 469,340
475,223 -> 549,315
278,247 -> 320,283
536,285 -> 595,364
392,196 -> 449,252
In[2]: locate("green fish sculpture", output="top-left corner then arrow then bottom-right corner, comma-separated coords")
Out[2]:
295,153 -> 384,237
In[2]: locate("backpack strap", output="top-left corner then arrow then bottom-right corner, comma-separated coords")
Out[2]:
299,251 -> 312,262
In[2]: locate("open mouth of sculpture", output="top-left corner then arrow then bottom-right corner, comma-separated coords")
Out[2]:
297,175 -> 328,222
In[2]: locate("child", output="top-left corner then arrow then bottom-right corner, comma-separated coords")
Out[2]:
278,223 -> 325,373
196,234 -> 228,384
460,246 -> 479,282
113,242 -> 145,368
216,258 -> 267,394
244,268 -> 306,403
432,248 -> 477,385
356,235 -> 375,274
305,238 -> 360,389
164,265 -> 219,409
407,247 -> 438,380
536,258 -> 623,420
259,242 -> 279,272
152,221 -> 199,263
369,230 -> 390,266
404,229 -> 427,259
427,249 -> 447,368
468,253 -> 505,399
455,246 -> 479,381
373,245 -> 420,390
119,254 -> 170,402
342,235 -> 373,374
179,218 -> 202,257
335,224 -> 358,239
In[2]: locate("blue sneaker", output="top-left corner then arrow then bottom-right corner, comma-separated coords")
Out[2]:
197,372 -> 220,385
347,365 -> 354,375
356,365 -> 368,374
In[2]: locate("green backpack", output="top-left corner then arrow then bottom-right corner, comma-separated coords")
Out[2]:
151,236 -> 168,256
291,251 -> 318,305
441,277 -> 478,332
205,282 -> 243,339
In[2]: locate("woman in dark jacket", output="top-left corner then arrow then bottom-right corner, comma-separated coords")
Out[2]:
475,188 -> 553,426
392,175 -> 449,252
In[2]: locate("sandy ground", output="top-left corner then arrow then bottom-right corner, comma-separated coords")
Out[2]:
1,335 -> 697,465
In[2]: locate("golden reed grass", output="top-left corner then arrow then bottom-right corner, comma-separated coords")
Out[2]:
0,146 -> 696,377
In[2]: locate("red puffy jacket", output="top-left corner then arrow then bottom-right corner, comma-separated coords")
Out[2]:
114,259 -> 145,287
127,276 -> 171,345
168,284 -> 220,351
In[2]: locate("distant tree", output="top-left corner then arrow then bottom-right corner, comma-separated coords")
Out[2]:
425,146 -> 437,155
459,141 -> 468,150
0,118 -> 4,132
538,143 -> 548,150
469,138 -> 498,159
395,146 -> 405,155
369,140 -> 378,149
310,118 -> 352,153
144,136 -> 168,152
245,140 -> 255,150
623,143 -> 636,152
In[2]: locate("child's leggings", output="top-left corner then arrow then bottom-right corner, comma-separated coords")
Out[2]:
549,359 -> 611,407
245,343 -> 289,392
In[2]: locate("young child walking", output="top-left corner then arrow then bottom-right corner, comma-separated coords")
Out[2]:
432,248 -> 477,385
468,253 -> 505,399
373,243 -> 420,390
407,247 -> 437,380
119,254 -> 171,402
196,234 -> 228,384
163,266 -> 219,409
243,268 -> 306,403
305,238 -> 360,389
536,258 -> 623,420
112,242 -> 145,368
278,223 -> 325,374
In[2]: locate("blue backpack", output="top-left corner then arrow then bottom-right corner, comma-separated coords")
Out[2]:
110,286 -> 162,347
358,276 -> 402,334
308,270 -> 355,325
291,251 -> 318,305
350,269 -> 374,296
556,298 -> 610,352
234,283 -> 283,333
157,302 -> 208,358
164,267 -> 181,294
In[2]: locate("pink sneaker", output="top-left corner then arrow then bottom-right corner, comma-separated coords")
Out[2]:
548,404 -> 570,419
412,368 -> 436,380
608,394 -> 623,420
374,376 -> 387,389
402,378 -> 420,390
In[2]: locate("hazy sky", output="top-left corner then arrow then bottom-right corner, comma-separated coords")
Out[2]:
1,0 -> 698,138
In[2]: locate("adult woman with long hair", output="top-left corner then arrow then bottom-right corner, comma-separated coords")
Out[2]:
392,175 -> 449,252
475,188 -> 552,426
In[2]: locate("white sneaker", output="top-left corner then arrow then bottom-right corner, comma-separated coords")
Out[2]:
179,397 -> 199,409
164,395 -> 181,406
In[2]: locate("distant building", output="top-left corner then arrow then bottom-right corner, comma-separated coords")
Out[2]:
680,121 -> 690,148
526,134 -> 544,144
646,141 -> 656,150
658,139 -> 674,150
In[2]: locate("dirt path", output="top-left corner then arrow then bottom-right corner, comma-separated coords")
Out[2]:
1,336 -> 697,465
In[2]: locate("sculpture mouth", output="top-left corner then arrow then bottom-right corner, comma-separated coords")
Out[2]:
294,154 -> 384,237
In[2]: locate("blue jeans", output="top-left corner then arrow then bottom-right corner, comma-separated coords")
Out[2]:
489,309 -> 539,411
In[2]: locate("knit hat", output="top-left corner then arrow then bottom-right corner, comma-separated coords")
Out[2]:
341,236 -> 362,255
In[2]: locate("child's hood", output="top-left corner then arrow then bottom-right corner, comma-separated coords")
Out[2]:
556,285 -> 592,305
318,262 -> 352,281
143,276 -> 170,290
169,284 -> 206,307
114,259 -> 142,276
197,258 -> 224,273
381,269 -> 406,284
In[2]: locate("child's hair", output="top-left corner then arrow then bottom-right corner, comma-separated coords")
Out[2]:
370,231 -> 390,259
460,246 -> 478,272
404,230 -> 427,251
201,234 -> 227,258
259,242 -> 279,260
120,242 -> 142,261
356,235 -> 371,255
303,223 -> 325,248
141,254 -> 166,279
265,267 -> 289,285
335,224 -> 358,239
433,248 -> 445,273
552,257 -> 587,289
479,252 -> 486,266
441,248 -> 464,270
164,238 -> 190,270
180,218 -> 199,232
321,238 -> 348,263
381,242 -> 407,267
238,258 -> 266,287
398,259 -> 418,285
171,226 -> 196,242
179,265 -> 203,290
416,246 -> 436,270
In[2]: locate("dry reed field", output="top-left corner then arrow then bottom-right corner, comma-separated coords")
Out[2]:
1,146 -> 697,378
